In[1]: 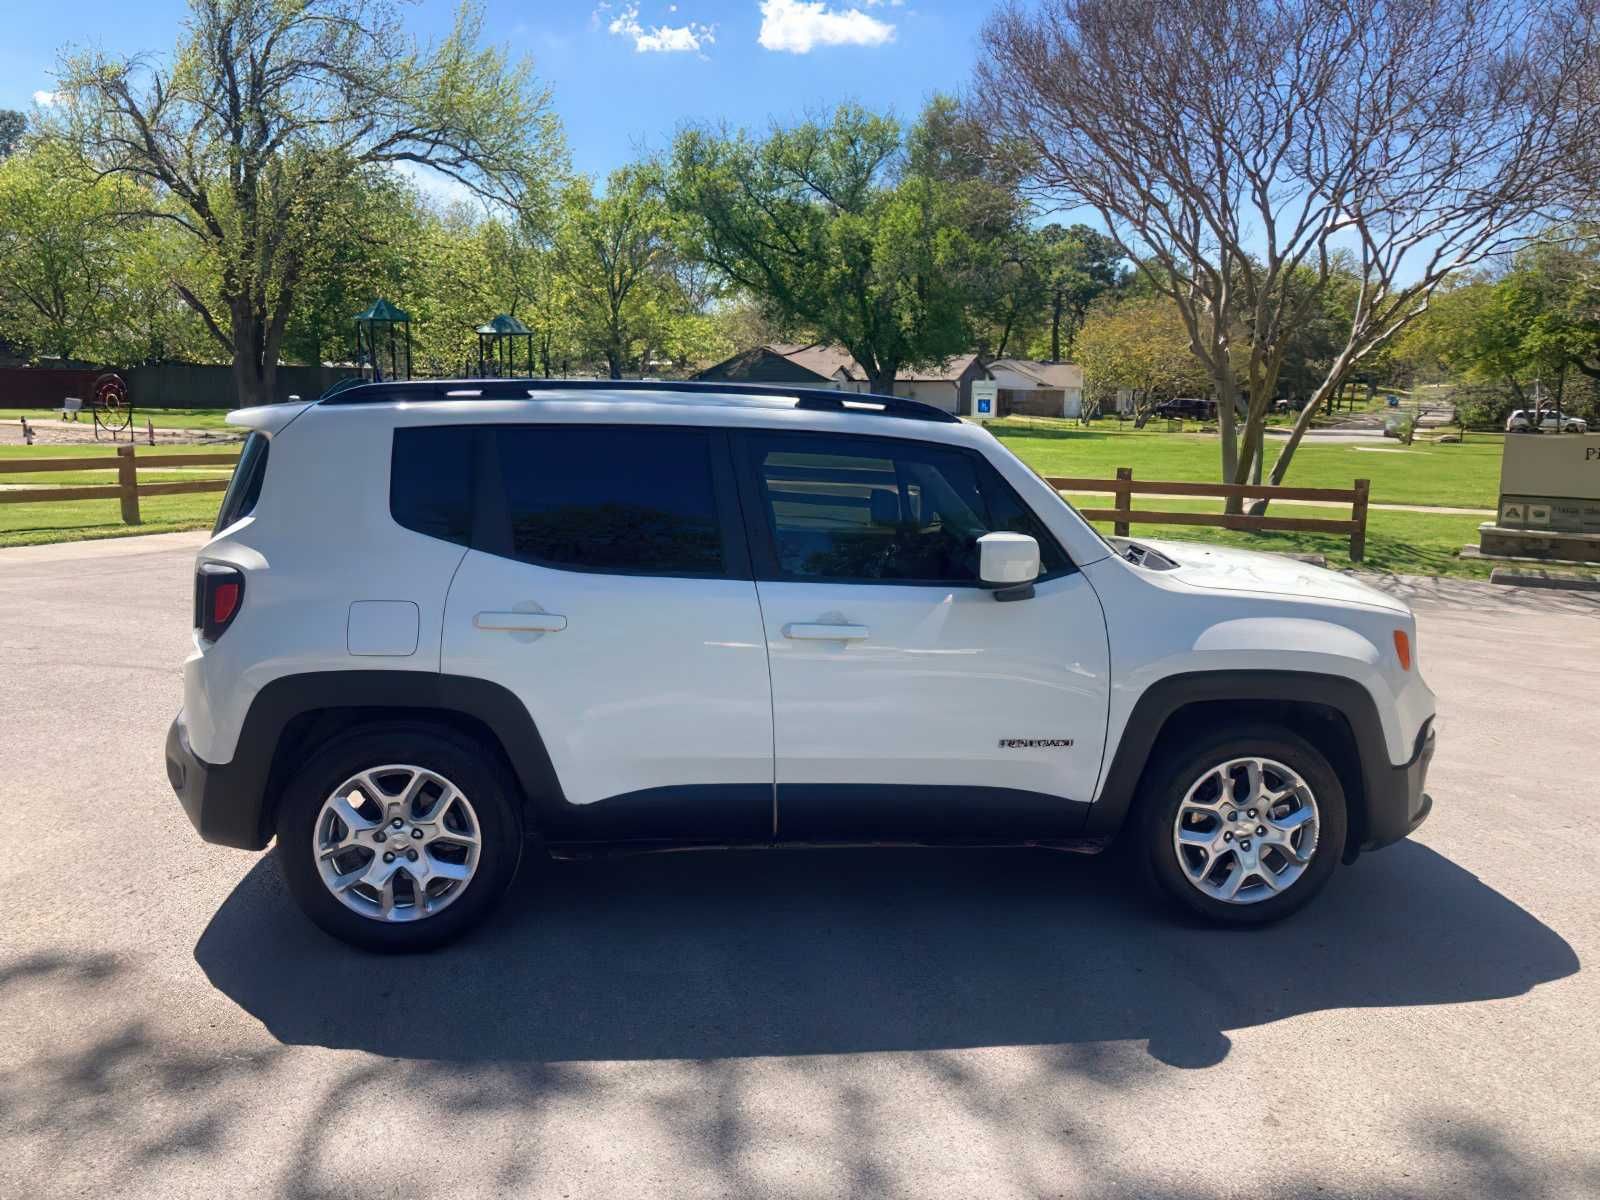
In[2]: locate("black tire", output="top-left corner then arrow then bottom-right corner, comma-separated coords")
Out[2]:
1136,724 -> 1347,926
274,724 -> 524,952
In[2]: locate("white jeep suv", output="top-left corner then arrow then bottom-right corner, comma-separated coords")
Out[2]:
166,381 -> 1436,951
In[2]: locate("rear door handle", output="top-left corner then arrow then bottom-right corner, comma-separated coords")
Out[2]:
475,611 -> 567,633
783,623 -> 869,641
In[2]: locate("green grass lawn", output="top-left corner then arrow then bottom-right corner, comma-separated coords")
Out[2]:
0,493 -> 222,547
0,442 -> 236,546
1,406 -> 237,431
990,418 -> 1501,510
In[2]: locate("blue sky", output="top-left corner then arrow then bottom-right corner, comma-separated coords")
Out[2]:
3,0 -> 992,189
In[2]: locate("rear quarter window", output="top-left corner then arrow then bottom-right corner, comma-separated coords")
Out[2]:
213,432 -> 270,534
391,427 -> 474,545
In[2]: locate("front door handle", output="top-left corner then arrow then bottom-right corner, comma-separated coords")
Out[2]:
475,611 -> 567,633
783,622 -> 869,641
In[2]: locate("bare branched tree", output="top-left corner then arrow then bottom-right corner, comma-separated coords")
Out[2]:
979,0 -> 1600,503
49,0 -> 564,405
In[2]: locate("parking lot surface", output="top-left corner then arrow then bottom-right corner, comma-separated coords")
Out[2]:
2,532 -> 1597,1199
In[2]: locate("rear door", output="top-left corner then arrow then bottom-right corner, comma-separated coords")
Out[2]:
439,424 -> 774,843
735,430 -> 1111,842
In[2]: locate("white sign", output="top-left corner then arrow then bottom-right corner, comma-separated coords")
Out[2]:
970,381 -> 999,421
1499,434 -> 1600,499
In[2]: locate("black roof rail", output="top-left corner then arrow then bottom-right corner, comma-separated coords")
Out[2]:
315,378 -> 962,424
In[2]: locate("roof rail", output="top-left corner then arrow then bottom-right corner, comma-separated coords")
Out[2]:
315,378 -> 962,424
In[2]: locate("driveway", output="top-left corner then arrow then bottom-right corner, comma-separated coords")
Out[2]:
2,533 -> 1597,1199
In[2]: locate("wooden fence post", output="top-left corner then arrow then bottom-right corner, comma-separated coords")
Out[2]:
1349,478 -> 1369,563
117,444 -> 141,526
1114,466 -> 1133,537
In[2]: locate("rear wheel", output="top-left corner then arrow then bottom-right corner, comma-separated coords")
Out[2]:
1138,726 -> 1347,925
275,725 -> 524,951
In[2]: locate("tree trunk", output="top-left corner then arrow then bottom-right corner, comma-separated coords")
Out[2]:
1263,355 -> 1358,494
996,314 -> 1014,359
1050,293 -> 1064,362
869,367 -> 898,395
1213,375 -> 1241,512
229,307 -> 275,408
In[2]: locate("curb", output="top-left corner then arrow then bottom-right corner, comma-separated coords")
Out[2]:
1489,567 -> 1600,592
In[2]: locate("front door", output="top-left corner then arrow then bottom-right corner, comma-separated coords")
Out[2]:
442,423 -> 774,843
735,430 -> 1111,842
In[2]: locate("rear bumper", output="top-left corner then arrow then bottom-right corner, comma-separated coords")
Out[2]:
1357,718 -> 1435,854
166,711 -> 270,850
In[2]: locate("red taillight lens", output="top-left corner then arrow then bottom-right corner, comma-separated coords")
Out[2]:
196,564 -> 245,641
212,582 -> 239,626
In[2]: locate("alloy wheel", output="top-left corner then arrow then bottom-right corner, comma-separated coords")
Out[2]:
312,764 -> 482,923
1171,756 -> 1320,904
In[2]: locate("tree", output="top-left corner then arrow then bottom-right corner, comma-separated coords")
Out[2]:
280,167 -> 426,368
1401,230 -> 1600,419
555,169 -> 682,379
1037,224 -> 1127,361
980,0 -> 1600,504
52,0 -> 565,405
0,111 -> 25,160
0,142 -> 142,359
664,101 -> 1018,393
1074,294 -> 1207,418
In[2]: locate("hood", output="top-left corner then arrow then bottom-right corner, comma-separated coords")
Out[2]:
1129,537 -> 1410,614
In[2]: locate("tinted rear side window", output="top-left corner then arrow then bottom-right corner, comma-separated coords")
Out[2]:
391,426 -> 474,545
214,431 -> 270,534
490,426 -> 724,575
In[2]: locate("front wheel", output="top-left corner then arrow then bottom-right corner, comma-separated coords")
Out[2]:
275,725 -> 524,951
1138,726 -> 1347,925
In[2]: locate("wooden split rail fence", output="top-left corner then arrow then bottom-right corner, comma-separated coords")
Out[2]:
0,444 -> 240,525
1047,469 -> 1372,562
0,447 -> 1371,562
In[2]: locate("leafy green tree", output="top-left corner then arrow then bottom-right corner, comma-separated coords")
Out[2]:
0,142 -> 142,359
279,168 -> 426,369
665,101 -> 1018,393
53,0 -> 565,405
1400,232 -> 1600,420
557,168 -> 691,378
1075,294 -> 1208,416
1035,224 -> 1128,361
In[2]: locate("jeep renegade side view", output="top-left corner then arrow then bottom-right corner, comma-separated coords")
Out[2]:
165,381 -> 1436,951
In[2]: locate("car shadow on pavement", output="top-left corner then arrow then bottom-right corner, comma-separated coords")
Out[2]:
195,840 -> 1576,1069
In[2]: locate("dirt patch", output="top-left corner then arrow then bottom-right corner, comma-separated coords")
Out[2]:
5,418 -> 241,448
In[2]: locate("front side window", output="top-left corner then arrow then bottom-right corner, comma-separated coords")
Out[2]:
491,426 -> 725,576
747,434 -> 1069,584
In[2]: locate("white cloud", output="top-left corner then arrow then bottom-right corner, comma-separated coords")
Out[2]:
602,3 -> 715,54
32,90 -> 60,106
758,0 -> 895,54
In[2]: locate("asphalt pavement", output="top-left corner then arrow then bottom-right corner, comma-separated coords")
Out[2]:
1,531 -> 1597,1200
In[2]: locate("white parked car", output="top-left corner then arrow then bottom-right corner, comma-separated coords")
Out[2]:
166,381 -> 1437,950
1506,409 -> 1588,433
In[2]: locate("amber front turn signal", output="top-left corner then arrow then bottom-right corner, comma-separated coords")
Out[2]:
1393,629 -> 1412,671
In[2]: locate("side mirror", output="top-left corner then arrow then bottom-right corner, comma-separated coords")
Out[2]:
978,532 -> 1040,601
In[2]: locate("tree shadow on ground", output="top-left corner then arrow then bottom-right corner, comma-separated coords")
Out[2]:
195,841 -> 1576,1069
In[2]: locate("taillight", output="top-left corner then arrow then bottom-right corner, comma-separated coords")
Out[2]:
195,563 -> 246,641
